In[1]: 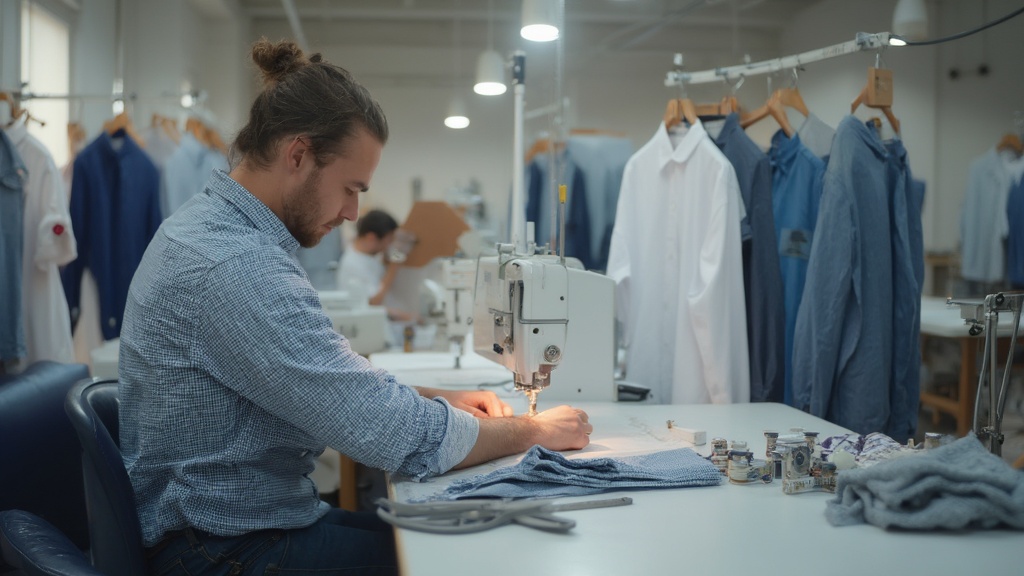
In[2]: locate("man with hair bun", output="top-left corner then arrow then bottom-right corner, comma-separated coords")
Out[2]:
119,39 -> 592,575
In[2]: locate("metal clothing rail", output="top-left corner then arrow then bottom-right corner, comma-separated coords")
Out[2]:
665,31 -> 894,87
13,91 -> 132,101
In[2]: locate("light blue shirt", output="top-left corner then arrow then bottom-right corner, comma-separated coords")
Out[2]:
565,135 -> 633,271
161,133 -> 229,218
119,170 -> 478,545
791,116 -> 894,435
0,131 -> 27,361
769,131 -> 826,405
884,138 -> 923,443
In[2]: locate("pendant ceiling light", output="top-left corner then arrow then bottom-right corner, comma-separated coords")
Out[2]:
521,0 -> 559,42
444,96 -> 470,129
445,10 -> 470,129
474,50 -> 507,95
474,0 -> 506,95
892,0 -> 928,41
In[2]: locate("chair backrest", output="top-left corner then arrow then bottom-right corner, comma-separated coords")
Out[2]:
0,361 -> 91,550
65,378 -> 145,576
0,509 -> 105,576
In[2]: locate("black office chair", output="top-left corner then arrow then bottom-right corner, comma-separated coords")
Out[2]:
65,378 -> 145,576
0,509 -> 105,576
0,361 -> 91,552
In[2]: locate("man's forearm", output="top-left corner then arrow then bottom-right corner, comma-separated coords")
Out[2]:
453,416 -> 540,469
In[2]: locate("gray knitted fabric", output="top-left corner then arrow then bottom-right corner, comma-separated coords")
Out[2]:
826,434 -> 1024,530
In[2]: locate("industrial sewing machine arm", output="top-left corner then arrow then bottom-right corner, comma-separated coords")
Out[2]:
946,292 -> 1023,456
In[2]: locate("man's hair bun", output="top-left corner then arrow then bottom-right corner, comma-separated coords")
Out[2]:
251,38 -> 309,87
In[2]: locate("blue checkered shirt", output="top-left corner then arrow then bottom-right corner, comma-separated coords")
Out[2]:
119,170 -> 479,546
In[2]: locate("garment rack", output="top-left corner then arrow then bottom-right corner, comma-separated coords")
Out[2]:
665,32 -> 893,87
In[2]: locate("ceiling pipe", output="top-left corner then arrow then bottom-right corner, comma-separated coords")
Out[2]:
280,0 -> 309,51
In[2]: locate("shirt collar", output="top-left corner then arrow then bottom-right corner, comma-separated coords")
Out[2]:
654,119 -> 708,167
0,130 -> 27,191
98,129 -> 144,159
712,113 -> 743,148
769,129 -> 803,176
206,169 -> 301,255
838,115 -> 888,160
4,118 -> 28,147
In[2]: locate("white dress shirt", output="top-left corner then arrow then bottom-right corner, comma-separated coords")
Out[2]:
607,121 -> 750,404
7,119 -> 77,364
960,148 -> 1015,283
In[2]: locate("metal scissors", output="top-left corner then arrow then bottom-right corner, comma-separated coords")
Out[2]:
375,496 -> 633,534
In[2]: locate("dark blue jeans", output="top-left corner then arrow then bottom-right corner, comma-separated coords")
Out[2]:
146,509 -> 398,575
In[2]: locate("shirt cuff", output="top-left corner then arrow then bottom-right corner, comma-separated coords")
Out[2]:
417,397 -> 479,481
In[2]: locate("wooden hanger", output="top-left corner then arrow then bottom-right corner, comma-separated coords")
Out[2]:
740,91 -> 795,137
720,95 -> 740,115
568,128 -> 627,138
104,112 -> 144,147
775,87 -> 809,118
851,67 -> 900,135
152,113 -> 181,145
663,98 -> 697,130
67,122 -> 87,160
0,92 -> 25,126
204,126 -> 227,155
185,117 -> 209,146
997,133 -> 1023,157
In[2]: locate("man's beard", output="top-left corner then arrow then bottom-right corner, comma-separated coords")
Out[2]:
282,168 -> 331,248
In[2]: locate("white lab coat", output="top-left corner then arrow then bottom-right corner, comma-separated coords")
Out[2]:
8,119 -> 77,365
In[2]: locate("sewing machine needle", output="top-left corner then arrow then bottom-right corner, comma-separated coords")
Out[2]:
527,389 -> 538,417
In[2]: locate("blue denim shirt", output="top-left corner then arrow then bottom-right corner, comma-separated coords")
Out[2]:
526,156 -> 591,268
61,130 -> 163,340
0,131 -> 27,361
715,114 -> 784,402
769,130 -> 825,406
792,116 -> 894,435
884,139 -> 924,443
119,170 -> 479,545
1007,178 -> 1024,286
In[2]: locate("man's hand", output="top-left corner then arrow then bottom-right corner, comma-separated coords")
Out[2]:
416,387 -> 513,418
453,404 -> 591,469
531,405 -> 592,451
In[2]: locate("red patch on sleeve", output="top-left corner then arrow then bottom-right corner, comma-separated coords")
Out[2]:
53,224 -> 65,236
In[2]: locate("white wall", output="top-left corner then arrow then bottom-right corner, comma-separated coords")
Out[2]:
779,0 -> 1024,253
275,32 -> 783,235
932,0 -> 1024,252
15,0 -> 1024,256
780,0 -> 940,247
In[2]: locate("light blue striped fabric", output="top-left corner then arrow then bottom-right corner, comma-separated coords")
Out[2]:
433,446 -> 722,500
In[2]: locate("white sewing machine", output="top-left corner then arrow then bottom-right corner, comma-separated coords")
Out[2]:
472,245 -> 616,414
318,290 -> 389,356
435,258 -> 477,365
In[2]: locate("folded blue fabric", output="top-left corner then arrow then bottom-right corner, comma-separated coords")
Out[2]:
433,445 -> 722,500
826,434 -> 1024,530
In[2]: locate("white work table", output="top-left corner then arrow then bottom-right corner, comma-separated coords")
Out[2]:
386,400 -> 1024,576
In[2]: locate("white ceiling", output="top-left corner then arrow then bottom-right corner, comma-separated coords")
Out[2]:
238,0 -> 816,55
228,0 -> 822,93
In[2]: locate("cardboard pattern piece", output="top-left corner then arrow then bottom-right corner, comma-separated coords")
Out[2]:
399,201 -> 471,267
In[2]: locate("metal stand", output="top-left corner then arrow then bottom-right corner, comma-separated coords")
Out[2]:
947,293 -> 1023,456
